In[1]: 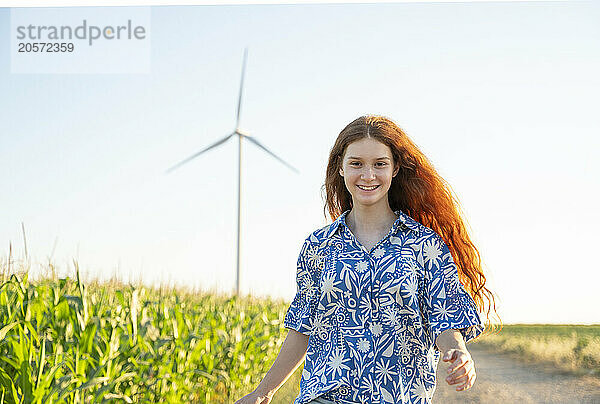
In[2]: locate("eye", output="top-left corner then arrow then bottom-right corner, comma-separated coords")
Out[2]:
349,162 -> 361,166
376,162 -> 387,167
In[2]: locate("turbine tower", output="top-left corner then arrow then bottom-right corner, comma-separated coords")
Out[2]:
166,48 -> 298,296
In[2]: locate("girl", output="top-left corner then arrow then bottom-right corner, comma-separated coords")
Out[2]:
235,115 -> 499,404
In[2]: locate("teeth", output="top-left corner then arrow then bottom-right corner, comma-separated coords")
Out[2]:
358,185 -> 378,190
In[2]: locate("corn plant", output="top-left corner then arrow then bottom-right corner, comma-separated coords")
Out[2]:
0,259 -> 289,403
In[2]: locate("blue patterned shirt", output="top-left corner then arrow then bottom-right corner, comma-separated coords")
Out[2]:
283,209 -> 484,404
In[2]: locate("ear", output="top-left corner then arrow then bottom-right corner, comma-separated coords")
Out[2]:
339,167 -> 344,177
392,164 -> 399,177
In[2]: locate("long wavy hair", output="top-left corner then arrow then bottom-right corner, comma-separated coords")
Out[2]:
321,115 -> 501,334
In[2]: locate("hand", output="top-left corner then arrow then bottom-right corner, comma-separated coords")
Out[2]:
234,389 -> 273,404
442,348 -> 476,392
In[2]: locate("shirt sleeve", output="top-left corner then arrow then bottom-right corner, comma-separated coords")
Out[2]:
283,236 -> 321,335
420,232 -> 484,352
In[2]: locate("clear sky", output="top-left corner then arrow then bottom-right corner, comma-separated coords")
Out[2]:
1,1 -> 599,324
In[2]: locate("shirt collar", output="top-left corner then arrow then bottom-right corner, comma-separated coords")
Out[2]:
325,208 -> 420,239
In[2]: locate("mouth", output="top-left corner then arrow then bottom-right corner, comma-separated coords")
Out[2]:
357,185 -> 380,192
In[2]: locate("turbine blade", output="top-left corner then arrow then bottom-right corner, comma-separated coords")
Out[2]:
235,48 -> 248,130
245,135 -> 299,174
166,133 -> 235,174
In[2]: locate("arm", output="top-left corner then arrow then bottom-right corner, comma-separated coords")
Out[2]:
436,329 -> 476,392
420,232 -> 483,392
435,328 -> 466,352
235,329 -> 309,404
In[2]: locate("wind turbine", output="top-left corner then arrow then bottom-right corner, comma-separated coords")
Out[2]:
166,48 -> 299,296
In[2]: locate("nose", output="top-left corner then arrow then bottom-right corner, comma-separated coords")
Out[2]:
361,166 -> 376,180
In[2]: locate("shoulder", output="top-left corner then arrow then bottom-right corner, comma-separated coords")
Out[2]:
295,223 -> 330,254
418,225 -> 442,243
302,222 -> 335,245
294,225 -> 333,274
398,213 -> 439,245
400,222 -> 448,264
296,222 -> 341,263
414,225 -> 449,256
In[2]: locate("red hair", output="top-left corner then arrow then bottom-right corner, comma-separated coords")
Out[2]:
321,115 -> 501,334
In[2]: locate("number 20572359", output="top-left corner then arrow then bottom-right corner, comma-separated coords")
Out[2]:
17,42 -> 74,52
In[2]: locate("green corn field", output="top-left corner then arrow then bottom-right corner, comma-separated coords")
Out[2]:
0,257 -> 291,403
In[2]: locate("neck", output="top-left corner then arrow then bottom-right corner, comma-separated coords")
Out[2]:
346,204 -> 397,234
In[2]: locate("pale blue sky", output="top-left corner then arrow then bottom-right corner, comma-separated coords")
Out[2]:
1,1 -> 599,323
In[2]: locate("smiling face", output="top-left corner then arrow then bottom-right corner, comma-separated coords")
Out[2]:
339,137 -> 399,209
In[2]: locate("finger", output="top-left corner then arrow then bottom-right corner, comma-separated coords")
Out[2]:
447,354 -> 471,375
457,379 -> 472,391
446,365 -> 469,384
442,349 -> 456,362
452,358 -> 474,377
456,368 -> 476,391
450,370 -> 470,385
447,368 -> 470,385
447,360 -> 475,385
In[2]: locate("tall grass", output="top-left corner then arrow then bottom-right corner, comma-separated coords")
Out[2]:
0,254 -> 290,403
476,324 -> 600,377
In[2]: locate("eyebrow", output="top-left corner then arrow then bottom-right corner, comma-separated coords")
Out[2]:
347,156 -> 391,161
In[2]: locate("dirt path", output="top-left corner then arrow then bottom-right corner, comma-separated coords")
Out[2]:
275,343 -> 600,403
433,343 -> 600,403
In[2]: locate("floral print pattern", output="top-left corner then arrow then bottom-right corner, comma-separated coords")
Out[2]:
284,209 -> 484,404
